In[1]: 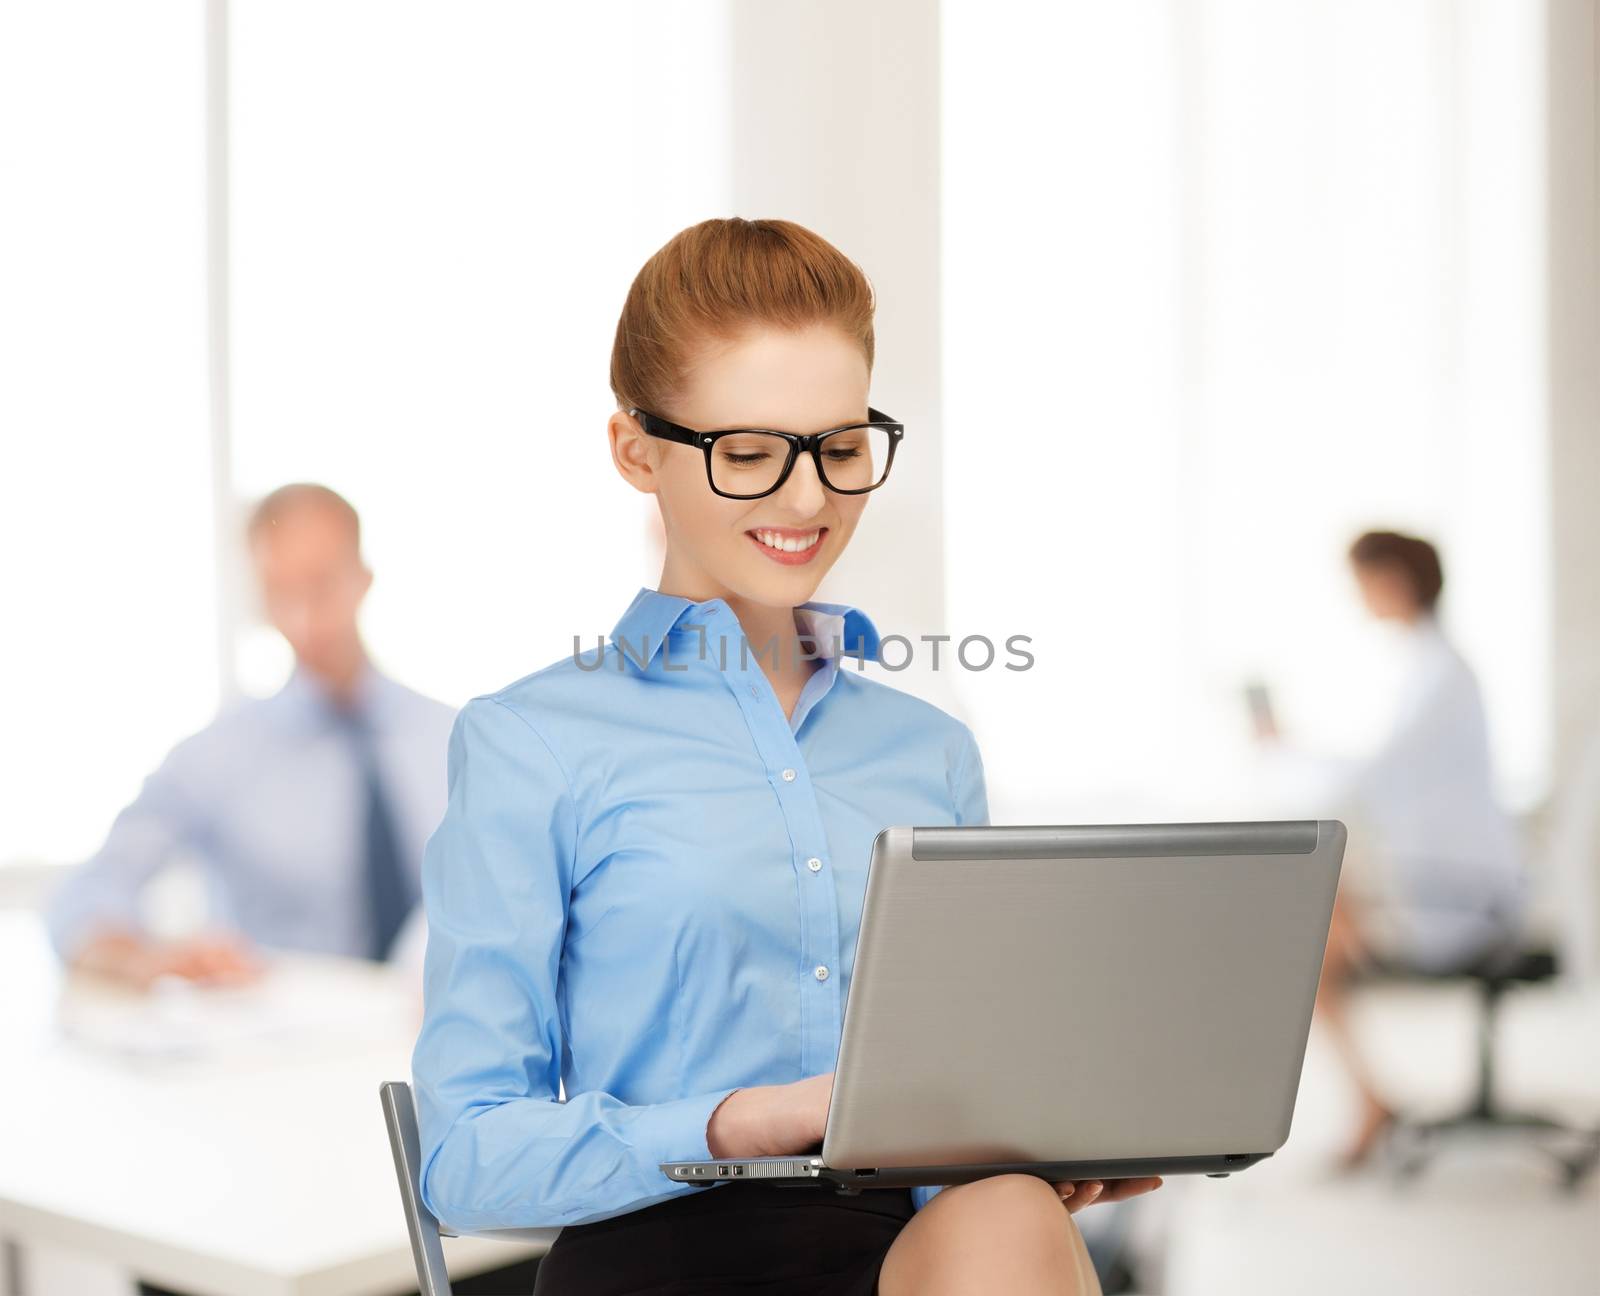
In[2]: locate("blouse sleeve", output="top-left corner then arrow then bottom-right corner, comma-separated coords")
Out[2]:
952,721 -> 990,827
411,696 -> 737,1230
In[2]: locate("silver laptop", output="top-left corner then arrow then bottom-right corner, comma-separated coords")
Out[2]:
662,820 -> 1345,1192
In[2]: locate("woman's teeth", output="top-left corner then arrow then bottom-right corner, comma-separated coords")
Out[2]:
752,529 -> 821,553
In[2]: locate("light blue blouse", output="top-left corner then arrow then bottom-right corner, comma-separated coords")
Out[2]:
412,587 -> 988,1230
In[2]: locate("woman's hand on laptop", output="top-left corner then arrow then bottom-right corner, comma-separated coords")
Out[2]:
704,1077 -> 1166,1214
1051,1176 -> 1164,1214
706,1072 -> 834,1158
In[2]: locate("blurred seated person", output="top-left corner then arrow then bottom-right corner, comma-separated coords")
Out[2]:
1255,529 -> 1525,1167
46,483 -> 455,988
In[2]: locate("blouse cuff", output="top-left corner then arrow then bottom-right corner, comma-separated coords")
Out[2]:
638,1086 -> 741,1170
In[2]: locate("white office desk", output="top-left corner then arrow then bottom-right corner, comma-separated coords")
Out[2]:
0,911 -> 553,1296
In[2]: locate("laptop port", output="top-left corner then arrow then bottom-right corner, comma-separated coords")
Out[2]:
731,1165 -> 745,1176
717,1165 -> 730,1177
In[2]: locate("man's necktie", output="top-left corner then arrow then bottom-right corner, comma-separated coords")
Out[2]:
343,708 -> 414,961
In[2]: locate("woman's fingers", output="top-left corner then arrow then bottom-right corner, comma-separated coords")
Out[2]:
1048,1176 -> 1163,1213
1097,1175 -> 1163,1203
1051,1179 -> 1103,1213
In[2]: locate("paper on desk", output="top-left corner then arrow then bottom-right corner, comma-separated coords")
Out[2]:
54,959 -> 414,1064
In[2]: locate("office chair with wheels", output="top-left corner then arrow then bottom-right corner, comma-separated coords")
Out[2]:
380,1080 -> 558,1296
1378,946 -> 1600,1190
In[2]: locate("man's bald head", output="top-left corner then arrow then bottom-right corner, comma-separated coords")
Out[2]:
247,482 -> 361,554
247,483 -> 371,695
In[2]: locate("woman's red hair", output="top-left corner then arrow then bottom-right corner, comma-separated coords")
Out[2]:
610,217 -> 876,416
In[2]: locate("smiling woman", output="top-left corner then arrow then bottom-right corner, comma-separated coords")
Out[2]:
410,218 -> 1153,1296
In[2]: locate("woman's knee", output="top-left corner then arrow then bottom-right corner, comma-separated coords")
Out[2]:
881,1175 -> 1095,1294
925,1173 -> 1080,1251
954,1173 -> 1066,1217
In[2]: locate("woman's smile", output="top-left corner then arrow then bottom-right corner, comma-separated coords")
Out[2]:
745,524 -> 828,565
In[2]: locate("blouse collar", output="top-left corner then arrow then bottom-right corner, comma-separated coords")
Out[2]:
609,586 -> 881,673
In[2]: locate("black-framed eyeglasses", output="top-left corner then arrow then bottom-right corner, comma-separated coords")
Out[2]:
629,406 -> 904,500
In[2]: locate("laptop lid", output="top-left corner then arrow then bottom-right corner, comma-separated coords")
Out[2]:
820,820 -> 1344,1170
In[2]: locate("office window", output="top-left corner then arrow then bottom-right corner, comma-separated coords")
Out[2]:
0,3 -> 217,866
228,1 -> 732,705
942,0 -> 1548,820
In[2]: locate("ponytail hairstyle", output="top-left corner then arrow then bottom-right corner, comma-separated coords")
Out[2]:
610,218 -> 876,417
1348,529 -> 1445,612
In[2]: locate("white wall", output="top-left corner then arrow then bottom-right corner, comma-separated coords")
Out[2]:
226,0 -> 733,706
0,2 -> 218,866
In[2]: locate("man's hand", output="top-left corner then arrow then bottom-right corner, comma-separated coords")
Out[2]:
1051,1175 -> 1163,1214
74,929 -> 265,990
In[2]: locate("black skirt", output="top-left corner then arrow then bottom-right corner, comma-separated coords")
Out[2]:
530,1182 -> 917,1296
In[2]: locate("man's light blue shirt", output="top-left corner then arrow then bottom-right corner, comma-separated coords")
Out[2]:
412,588 -> 989,1231
47,661 -> 456,960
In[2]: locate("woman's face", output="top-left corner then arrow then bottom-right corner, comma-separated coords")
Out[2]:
610,323 -> 875,609
1352,561 -> 1417,621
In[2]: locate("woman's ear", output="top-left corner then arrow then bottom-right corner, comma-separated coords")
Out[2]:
608,410 -> 658,495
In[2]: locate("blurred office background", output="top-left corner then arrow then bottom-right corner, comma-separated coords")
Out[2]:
3,2 -> 1599,1294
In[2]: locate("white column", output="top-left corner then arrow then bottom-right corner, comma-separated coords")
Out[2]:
1544,0 -> 1600,979
205,0 -> 241,703
725,1 -> 946,639
1547,0 -> 1600,776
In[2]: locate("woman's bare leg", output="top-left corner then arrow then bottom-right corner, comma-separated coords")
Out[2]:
1317,893 -> 1394,1165
878,1174 -> 1102,1296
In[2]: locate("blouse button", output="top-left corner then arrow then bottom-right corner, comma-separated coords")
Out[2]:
814,965 -> 830,982
781,768 -> 797,782
807,857 -> 823,873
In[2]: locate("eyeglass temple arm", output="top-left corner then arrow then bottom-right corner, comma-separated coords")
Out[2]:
629,408 -> 704,447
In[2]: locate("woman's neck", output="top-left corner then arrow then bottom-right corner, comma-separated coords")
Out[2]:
724,594 -> 811,668
653,569 -> 820,698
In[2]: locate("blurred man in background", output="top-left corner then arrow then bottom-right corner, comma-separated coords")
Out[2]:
47,483 -> 455,986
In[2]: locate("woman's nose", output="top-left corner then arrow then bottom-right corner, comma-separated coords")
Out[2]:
773,452 -> 827,516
